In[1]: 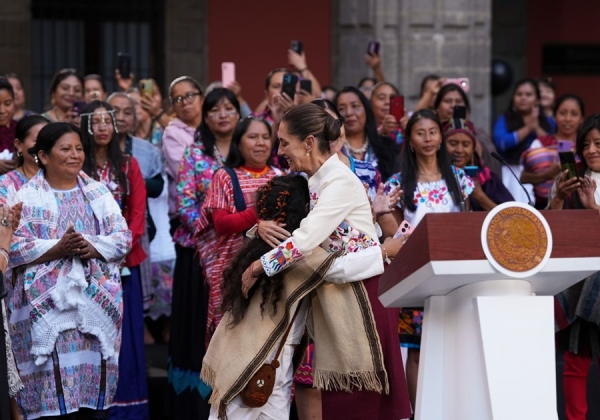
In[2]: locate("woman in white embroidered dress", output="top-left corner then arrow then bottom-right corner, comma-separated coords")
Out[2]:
242,103 -> 412,419
385,109 -> 474,412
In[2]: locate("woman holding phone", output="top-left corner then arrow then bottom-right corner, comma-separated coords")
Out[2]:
549,114 -> 600,420
41,68 -> 84,123
370,82 -> 406,146
521,94 -> 585,210
386,109 -> 474,412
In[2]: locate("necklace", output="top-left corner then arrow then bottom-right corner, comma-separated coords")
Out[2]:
345,137 -> 369,156
213,145 -> 226,164
241,165 -> 269,179
20,165 -> 34,180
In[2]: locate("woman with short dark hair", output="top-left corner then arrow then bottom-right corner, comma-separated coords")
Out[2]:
434,83 -> 471,123
5,73 -> 35,121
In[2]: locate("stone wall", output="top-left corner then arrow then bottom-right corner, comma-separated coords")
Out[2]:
164,0 -> 208,90
0,0 -> 31,101
332,0 -> 492,130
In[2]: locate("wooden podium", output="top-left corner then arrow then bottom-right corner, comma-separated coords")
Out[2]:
379,208 -> 600,420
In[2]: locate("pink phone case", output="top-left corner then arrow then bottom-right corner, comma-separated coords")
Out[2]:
444,78 -> 470,93
393,220 -> 414,238
221,62 -> 235,88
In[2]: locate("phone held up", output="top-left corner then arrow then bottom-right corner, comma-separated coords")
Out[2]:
464,165 -> 480,178
291,40 -> 303,55
299,79 -> 312,95
559,151 -> 578,181
117,52 -> 131,79
139,79 -> 154,98
281,73 -> 298,102
444,78 -> 470,93
557,140 -> 573,153
367,41 -> 380,56
394,220 -> 414,239
221,62 -> 236,88
390,95 -> 404,122
453,105 -> 468,119
72,100 -> 86,116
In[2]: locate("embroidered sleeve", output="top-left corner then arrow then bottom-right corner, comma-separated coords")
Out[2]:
260,237 -> 305,277
456,167 -> 475,199
176,145 -> 202,232
260,170 -> 357,276
384,172 -> 403,209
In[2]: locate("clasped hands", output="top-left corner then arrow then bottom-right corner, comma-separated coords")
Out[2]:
57,225 -> 102,259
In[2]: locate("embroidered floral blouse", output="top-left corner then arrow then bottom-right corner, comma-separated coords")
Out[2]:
384,167 -> 475,227
174,142 -> 222,248
260,154 -> 379,277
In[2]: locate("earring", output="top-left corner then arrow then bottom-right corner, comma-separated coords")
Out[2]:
438,144 -> 441,150
410,145 -> 414,153
17,151 -> 22,157
305,150 -> 310,156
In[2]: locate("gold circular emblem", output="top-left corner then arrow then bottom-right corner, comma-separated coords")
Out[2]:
486,207 -> 549,272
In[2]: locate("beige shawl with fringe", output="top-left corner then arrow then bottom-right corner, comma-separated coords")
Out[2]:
201,247 -> 388,419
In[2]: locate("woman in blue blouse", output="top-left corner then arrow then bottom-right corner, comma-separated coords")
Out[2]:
492,78 -> 555,203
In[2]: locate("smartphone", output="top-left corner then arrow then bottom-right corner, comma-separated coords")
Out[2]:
453,105 -> 468,119
299,79 -> 312,94
291,40 -> 303,55
390,95 -> 404,122
367,41 -> 380,56
464,165 -> 479,178
557,140 -> 573,153
139,79 -> 154,98
72,100 -> 86,116
281,73 -> 298,101
117,52 -> 132,79
559,151 -> 578,181
221,62 -> 236,88
393,220 -> 414,239
445,77 -> 470,93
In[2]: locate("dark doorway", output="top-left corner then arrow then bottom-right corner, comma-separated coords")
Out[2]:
30,0 -> 165,112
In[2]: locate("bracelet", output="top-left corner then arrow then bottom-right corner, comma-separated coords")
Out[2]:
297,67 -> 308,73
152,109 -> 165,121
380,245 -> 391,264
0,247 -> 8,265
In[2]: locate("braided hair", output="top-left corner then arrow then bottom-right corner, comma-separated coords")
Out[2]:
221,175 -> 310,327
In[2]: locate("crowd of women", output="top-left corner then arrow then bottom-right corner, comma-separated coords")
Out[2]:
0,47 -> 597,420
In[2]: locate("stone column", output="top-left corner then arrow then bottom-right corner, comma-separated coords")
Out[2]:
164,0 -> 208,90
332,0 -> 492,131
0,0 -> 32,101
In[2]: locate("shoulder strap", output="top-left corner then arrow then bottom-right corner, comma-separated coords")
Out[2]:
222,167 -> 247,212
272,303 -> 301,363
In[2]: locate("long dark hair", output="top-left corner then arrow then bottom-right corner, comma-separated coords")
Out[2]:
334,86 -> 399,180
15,115 -> 50,166
224,116 -> 272,168
221,175 -> 310,327
401,109 -> 463,212
80,101 -> 127,194
504,78 -> 552,133
195,88 -> 240,156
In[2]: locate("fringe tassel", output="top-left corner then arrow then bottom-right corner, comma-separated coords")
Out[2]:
312,368 -> 389,394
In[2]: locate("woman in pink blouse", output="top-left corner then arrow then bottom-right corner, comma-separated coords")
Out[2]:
166,87 -> 240,419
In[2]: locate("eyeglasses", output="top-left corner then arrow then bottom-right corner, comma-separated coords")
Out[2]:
171,92 -> 201,105
339,106 -> 364,117
207,110 -> 239,120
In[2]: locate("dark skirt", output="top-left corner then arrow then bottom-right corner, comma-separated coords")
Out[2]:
321,275 -> 412,420
557,317 -> 600,358
165,245 -> 211,419
111,266 -> 149,420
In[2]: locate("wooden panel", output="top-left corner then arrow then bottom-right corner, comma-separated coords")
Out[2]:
379,209 -> 600,296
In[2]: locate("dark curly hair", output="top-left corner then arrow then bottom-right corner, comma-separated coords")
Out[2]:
221,175 -> 310,327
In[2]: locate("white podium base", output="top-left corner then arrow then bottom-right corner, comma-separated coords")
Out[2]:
415,280 -> 558,420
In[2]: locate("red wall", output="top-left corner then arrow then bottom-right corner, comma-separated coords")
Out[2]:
527,0 -> 600,115
207,1 -> 331,110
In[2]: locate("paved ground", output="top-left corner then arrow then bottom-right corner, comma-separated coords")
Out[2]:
146,345 -> 600,419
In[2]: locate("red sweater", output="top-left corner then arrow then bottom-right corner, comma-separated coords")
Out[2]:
123,157 -> 147,267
